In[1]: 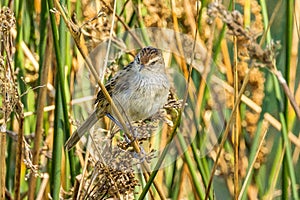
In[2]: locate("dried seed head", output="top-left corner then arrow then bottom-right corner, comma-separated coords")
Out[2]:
0,7 -> 20,122
78,149 -> 139,199
0,7 -> 15,33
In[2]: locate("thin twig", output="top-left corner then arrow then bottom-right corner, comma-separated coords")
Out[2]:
274,70 -> 300,119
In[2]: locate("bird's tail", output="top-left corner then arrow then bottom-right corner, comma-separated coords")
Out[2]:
65,110 -> 100,151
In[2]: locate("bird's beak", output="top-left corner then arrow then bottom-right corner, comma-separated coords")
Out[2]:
139,64 -> 144,71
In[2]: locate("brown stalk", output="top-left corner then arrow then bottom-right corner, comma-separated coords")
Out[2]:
233,35 -> 240,200
0,130 -> 5,200
52,1 -> 166,199
13,104 -> 24,200
27,30 -> 53,200
274,70 -> 300,119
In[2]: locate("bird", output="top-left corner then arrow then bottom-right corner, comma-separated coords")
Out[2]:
65,46 -> 170,151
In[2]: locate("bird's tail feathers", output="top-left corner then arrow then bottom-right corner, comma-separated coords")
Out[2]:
65,110 -> 99,151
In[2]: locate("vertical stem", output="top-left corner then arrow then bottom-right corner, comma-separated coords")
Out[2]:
282,155 -> 289,199
28,1 -> 50,199
0,130 -> 5,200
14,1 -> 24,199
51,81 -> 64,200
5,117 -> 14,192
285,0 -> 293,122
48,0 -> 75,185
58,0 -> 72,191
14,106 -> 24,200
233,35 -> 239,199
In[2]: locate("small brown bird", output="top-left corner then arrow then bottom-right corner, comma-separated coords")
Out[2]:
65,46 -> 170,151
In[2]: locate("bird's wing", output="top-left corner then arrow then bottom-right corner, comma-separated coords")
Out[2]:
94,62 -> 134,105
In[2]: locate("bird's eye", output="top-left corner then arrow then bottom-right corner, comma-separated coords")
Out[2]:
150,60 -> 157,65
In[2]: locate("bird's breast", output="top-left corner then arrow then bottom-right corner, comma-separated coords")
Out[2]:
112,73 -> 169,121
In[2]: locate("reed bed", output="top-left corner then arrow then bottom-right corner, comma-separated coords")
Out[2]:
0,0 -> 299,199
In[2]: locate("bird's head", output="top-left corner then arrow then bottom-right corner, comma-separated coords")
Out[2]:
134,46 -> 165,73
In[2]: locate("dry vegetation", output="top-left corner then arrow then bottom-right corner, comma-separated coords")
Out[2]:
0,0 -> 300,200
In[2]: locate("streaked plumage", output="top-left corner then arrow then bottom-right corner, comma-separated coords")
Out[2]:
65,46 -> 170,151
